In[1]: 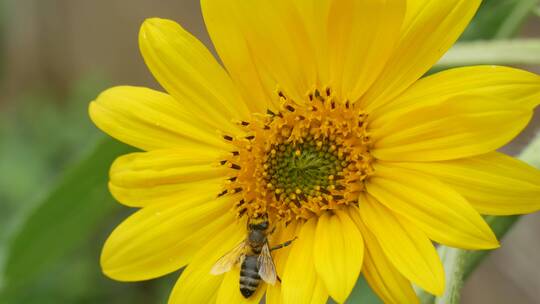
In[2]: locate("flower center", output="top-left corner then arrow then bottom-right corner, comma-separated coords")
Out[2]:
220,88 -> 374,223
265,139 -> 346,199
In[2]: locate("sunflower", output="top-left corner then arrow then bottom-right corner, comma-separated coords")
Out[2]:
88,1 -> 540,303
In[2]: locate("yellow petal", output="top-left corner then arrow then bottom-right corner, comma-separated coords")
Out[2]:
393,152 -> 540,215
201,0 -> 278,113
313,210 -> 363,303
371,66 -> 540,127
266,221 -> 299,304
367,163 -> 499,249
359,194 -> 444,295
371,95 -> 532,161
349,210 -> 420,304
202,0 -> 318,105
168,219 -> 246,304
285,0 -> 333,93
101,194 -> 237,281
109,148 -> 227,207
216,265 -> 266,304
89,86 -> 230,151
327,0 -> 405,101
203,0 -> 405,105
361,0 -> 482,111
282,219 -> 328,304
109,179 -> 222,208
139,18 -> 249,129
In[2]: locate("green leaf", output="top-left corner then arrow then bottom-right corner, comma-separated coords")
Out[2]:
534,5 -> 540,17
345,277 -> 382,304
493,0 -> 539,39
436,39 -> 540,68
461,0 -> 539,40
0,137 -> 134,294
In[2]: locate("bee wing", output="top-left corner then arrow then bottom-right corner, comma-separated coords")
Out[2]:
257,242 -> 277,285
210,240 -> 248,275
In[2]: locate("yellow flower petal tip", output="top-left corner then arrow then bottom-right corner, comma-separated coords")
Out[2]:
481,236 -> 501,250
140,18 -> 176,38
88,1 -> 539,303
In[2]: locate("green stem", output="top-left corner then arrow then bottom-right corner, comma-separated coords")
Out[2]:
434,247 -> 466,304
419,131 -> 540,304
435,39 -> 540,68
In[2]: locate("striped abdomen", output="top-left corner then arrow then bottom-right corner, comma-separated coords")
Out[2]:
240,255 -> 261,298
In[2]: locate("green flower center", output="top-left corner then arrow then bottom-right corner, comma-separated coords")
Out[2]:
264,137 -> 348,198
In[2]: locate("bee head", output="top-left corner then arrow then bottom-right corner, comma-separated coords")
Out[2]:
248,214 -> 269,231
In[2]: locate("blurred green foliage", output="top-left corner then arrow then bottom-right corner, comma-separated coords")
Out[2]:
0,78 -> 174,303
461,0 -> 538,40
0,0 -> 538,303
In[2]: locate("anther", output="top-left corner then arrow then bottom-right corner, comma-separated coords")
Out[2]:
320,188 -> 331,195
335,185 -> 346,190
217,190 -> 228,197
223,135 -> 234,141
230,164 -> 241,170
285,105 -> 295,112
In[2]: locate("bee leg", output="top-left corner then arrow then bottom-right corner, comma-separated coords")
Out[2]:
270,237 -> 298,251
277,275 -> 282,283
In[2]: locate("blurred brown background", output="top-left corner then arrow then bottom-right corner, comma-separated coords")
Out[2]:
1,1 -> 539,303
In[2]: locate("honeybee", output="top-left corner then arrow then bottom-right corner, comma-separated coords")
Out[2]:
210,214 -> 296,298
